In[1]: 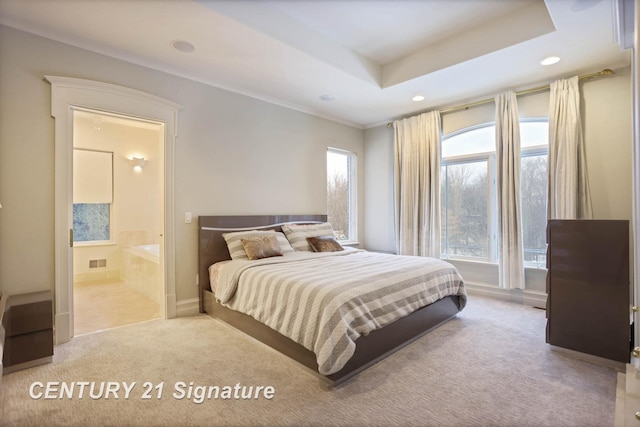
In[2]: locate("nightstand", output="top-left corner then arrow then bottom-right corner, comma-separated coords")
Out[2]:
2,291 -> 54,374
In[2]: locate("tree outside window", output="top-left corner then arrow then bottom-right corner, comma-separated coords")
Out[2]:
441,160 -> 489,258
327,148 -> 357,241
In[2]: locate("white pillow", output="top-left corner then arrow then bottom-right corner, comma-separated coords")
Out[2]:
281,222 -> 335,252
222,230 -> 293,260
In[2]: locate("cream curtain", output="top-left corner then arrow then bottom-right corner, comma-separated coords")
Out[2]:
548,76 -> 593,219
495,92 -> 525,290
393,111 -> 441,257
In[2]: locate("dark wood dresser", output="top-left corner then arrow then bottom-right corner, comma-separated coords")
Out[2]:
546,219 -> 631,363
2,291 -> 54,374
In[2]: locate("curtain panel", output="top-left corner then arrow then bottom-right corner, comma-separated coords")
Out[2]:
495,92 -> 525,290
548,76 -> 593,219
393,111 -> 441,257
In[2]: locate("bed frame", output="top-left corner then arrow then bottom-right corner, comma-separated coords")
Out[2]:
198,215 -> 464,386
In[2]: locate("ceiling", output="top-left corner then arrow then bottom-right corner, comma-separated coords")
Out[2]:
0,0 -> 631,128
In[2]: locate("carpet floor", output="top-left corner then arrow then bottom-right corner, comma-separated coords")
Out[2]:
0,295 -> 617,426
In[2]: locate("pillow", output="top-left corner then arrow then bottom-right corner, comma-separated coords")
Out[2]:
307,236 -> 344,252
241,235 -> 283,260
222,230 -> 293,260
281,222 -> 335,252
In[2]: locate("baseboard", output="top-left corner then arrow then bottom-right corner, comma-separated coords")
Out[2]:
465,282 -> 547,308
176,298 -> 199,317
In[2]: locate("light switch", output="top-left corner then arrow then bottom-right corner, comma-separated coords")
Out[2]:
185,212 -> 192,224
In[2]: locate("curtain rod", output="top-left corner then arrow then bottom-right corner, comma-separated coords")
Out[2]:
386,68 -> 615,128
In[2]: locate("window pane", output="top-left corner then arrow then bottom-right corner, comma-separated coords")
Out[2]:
327,150 -> 352,240
443,122 -> 548,157
442,125 -> 495,158
441,161 -> 489,258
73,203 -> 110,242
521,154 -> 548,265
521,121 -> 549,148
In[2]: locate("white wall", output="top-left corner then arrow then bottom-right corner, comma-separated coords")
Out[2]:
582,69 -> 634,220
0,25 -> 364,307
363,125 -> 395,252
363,70 -> 633,299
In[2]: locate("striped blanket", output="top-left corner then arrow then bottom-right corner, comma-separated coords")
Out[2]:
215,249 -> 466,375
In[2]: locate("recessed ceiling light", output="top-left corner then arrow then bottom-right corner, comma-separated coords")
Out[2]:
320,94 -> 335,101
541,56 -> 560,66
171,40 -> 195,53
412,95 -> 425,102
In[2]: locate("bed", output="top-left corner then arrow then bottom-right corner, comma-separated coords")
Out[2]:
198,215 -> 467,385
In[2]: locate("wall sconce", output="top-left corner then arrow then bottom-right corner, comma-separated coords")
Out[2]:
130,157 -> 147,171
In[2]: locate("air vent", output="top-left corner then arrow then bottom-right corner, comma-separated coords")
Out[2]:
89,259 -> 107,269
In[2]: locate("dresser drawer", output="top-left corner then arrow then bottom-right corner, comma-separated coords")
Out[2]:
3,329 -> 53,366
4,300 -> 52,337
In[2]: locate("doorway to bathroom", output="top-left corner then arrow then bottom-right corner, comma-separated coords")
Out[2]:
48,76 -> 180,344
71,109 -> 165,335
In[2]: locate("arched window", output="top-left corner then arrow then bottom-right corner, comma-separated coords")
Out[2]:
440,120 -> 548,267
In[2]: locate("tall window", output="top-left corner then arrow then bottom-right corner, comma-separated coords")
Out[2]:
440,120 -> 548,266
73,149 -> 113,243
327,148 -> 357,242
519,122 -> 548,266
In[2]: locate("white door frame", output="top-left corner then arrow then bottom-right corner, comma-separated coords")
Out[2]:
46,76 -> 181,344
633,4 -> 640,351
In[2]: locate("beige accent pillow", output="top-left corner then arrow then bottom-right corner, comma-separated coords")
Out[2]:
222,230 -> 293,260
307,236 -> 344,252
281,222 -> 335,251
241,235 -> 283,260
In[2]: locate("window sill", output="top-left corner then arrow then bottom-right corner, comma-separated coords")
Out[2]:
442,256 -> 547,272
441,257 -> 497,266
74,241 -> 117,248
340,241 -> 360,247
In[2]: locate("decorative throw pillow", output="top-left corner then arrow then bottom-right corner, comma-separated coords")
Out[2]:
307,236 -> 344,252
240,235 -> 283,260
222,230 -> 293,260
281,222 -> 336,252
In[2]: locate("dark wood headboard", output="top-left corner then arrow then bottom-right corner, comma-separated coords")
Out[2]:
198,215 -> 327,313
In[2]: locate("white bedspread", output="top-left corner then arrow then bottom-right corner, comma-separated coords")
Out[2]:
215,249 -> 466,375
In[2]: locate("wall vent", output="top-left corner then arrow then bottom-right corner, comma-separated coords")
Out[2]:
89,259 -> 107,269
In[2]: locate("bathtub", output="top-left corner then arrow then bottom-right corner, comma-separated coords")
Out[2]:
125,243 -> 160,264
121,243 -> 162,305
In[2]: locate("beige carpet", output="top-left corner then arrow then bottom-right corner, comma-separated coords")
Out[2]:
0,295 -> 617,426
